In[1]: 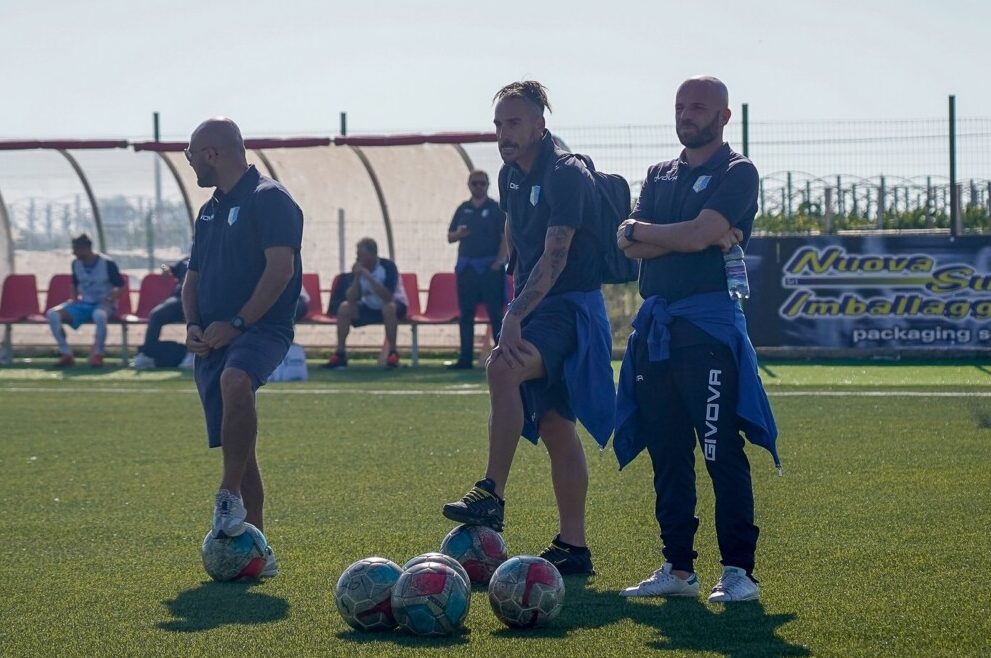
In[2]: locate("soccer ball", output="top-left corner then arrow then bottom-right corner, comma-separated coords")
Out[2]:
440,524 -> 508,585
403,552 -> 470,588
488,555 -> 565,628
391,562 -> 471,636
200,523 -> 269,582
335,557 -> 404,632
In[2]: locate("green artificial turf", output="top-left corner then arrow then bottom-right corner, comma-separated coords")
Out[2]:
0,361 -> 989,656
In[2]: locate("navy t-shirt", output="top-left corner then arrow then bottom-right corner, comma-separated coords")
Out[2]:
498,131 -> 600,297
631,142 -> 758,346
448,197 -> 505,259
188,166 -> 304,336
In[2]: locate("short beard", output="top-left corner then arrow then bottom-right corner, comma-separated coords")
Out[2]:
196,168 -> 217,189
677,113 -> 722,149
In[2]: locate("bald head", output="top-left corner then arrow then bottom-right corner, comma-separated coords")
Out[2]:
675,76 -> 731,150
678,76 -> 729,110
190,117 -> 245,156
186,117 -> 249,190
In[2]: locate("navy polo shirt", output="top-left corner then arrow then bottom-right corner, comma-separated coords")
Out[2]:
632,142 -> 758,345
448,197 -> 505,258
188,165 -> 304,336
498,131 -> 600,297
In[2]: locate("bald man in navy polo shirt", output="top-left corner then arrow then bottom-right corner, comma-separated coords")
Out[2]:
443,81 -> 616,575
183,117 -> 303,577
613,77 -> 778,603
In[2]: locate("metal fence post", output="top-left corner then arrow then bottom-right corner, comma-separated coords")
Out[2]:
824,187 -> 833,234
949,95 -> 959,236
741,103 -> 749,158
877,176 -> 886,228
786,171 -> 793,220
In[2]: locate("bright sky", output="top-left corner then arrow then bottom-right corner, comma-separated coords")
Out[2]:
2,0 -> 987,140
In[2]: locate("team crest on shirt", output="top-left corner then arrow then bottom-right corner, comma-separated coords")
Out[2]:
530,185 -> 541,206
228,207 -> 240,226
482,208 -> 489,218
693,176 -> 712,193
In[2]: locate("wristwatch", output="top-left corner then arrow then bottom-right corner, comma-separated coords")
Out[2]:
230,315 -> 247,331
623,222 -> 637,242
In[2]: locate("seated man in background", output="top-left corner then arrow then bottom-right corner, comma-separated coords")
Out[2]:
133,257 -> 190,369
46,233 -> 125,368
322,237 -> 408,369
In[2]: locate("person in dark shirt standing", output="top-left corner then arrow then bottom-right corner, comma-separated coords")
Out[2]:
443,81 -> 615,575
446,170 -> 508,369
182,117 -> 303,578
613,77 -> 778,603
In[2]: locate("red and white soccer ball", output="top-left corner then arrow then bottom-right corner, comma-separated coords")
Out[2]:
200,523 -> 269,582
488,555 -> 565,628
391,561 -> 471,636
334,557 -> 404,632
403,552 -> 470,589
439,524 -> 508,585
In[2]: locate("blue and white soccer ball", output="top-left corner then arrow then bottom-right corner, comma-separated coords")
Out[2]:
335,557 -> 404,632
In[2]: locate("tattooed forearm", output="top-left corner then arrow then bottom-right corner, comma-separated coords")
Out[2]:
508,290 -> 542,317
506,225 -> 576,320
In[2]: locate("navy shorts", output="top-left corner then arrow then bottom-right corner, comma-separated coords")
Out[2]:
194,327 -> 291,448
352,301 -> 407,327
520,295 -> 579,426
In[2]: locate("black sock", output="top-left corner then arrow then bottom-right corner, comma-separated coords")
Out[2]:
553,535 -> 588,552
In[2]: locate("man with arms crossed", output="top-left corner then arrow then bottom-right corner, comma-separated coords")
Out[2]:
183,118 -> 304,577
614,77 -> 778,602
443,82 -> 615,575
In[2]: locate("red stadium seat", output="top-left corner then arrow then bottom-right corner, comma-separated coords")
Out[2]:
0,274 -> 41,322
400,273 -> 420,317
409,272 -> 459,323
40,274 -> 75,317
131,272 -> 176,321
301,273 -> 334,323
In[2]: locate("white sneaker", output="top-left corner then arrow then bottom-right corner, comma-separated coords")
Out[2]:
620,562 -> 700,598
178,352 -> 195,370
708,566 -> 760,602
212,489 -> 247,537
131,352 -> 155,370
260,545 -> 279,578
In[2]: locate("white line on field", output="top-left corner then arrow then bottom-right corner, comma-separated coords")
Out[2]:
0,386 -> 989,397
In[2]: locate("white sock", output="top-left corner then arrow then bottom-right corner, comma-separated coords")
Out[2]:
92,308 -> 108,355
47,309 -> 71,355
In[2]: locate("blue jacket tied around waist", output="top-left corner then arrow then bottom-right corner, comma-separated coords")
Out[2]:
613,291 -> 779,470
522,290 -> 616,448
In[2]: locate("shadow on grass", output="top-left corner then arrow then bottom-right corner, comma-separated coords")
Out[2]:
158,580 -> 289,632
334,627 -> 470,647
492,580 -> 808,657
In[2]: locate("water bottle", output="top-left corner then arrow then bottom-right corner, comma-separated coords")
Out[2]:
724,244 -> 750,300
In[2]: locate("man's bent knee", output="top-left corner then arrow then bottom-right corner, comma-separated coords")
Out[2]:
220,368 -> 253,402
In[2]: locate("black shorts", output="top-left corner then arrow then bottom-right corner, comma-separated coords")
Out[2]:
352,301 -> 408,327
194,327 -> 291,448
520,295 -> 579,426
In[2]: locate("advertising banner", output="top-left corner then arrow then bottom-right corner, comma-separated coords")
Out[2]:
744,235 -> 991,350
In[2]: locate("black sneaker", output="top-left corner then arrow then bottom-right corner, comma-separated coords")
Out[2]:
442,478 -> 505,531
445,360 -> 473,370
539,536 -> 595,575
